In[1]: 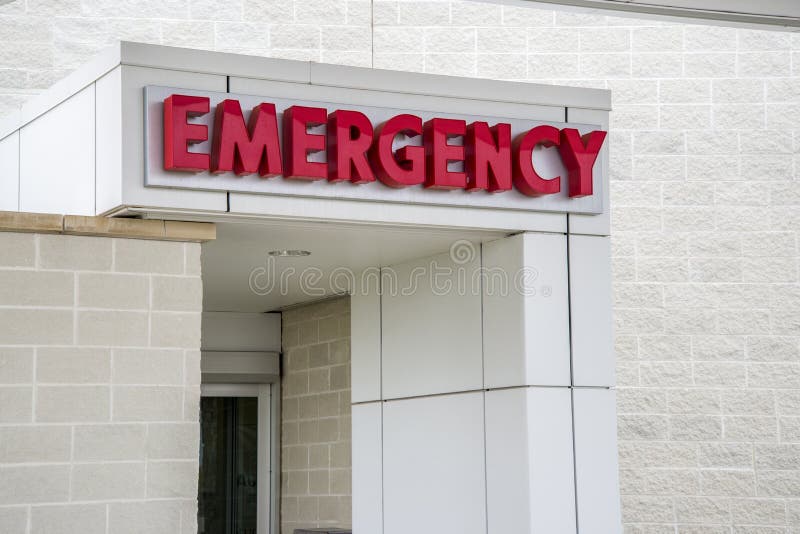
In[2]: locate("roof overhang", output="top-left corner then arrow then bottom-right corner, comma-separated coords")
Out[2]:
506,0 -> 800,29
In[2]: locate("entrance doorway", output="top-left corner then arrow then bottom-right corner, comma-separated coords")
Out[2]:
198,219 -> 505,533
198,384 -> 274,534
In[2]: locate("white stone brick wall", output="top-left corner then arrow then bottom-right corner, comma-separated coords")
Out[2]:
281,297 -> 351,533
0,231 -> 203,534
0,0 -> 798,531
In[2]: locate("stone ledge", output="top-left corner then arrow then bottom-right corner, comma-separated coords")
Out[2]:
0,211 -> 216,242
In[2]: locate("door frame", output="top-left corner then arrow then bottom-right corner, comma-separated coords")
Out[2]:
200,381 -> 280,534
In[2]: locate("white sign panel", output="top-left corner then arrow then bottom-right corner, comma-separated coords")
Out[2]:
144,85 -> 606,215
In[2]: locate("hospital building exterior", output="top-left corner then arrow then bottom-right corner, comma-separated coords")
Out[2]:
0,1 -> 798,533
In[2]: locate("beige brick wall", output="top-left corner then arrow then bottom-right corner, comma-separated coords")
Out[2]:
0,231 -> 203,534
281,297 -> 351,533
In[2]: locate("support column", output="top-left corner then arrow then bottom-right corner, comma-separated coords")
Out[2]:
351,227 -> 620,534
482,233 -> 577,534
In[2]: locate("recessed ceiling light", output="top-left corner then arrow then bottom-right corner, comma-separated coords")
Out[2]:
268,249 -> 311,257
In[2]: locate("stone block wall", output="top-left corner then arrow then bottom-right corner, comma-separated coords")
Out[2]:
281,297 -> 351,533
0,231 -> 203,534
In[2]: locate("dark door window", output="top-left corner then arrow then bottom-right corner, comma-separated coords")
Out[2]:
199,395 -> 259,534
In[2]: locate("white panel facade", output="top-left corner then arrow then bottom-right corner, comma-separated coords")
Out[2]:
200,312 -> 281,352
485,388 -> 531,534
0,132 -> 19,211
19,86 -> 95,215
116,65 -> 228,214
569,235 -> 614,387
350,276 -> 382,403
482,233 -> 571,388
380,250 -> 483,399
228,192 -> 568,233
485,387 -> 576,534
383,392 -> 486,534
352,402 -> 383,534
356,222 -> 616,534
526,388 -> 577,532
573,388 -> 622,534
95,67 -> 123,215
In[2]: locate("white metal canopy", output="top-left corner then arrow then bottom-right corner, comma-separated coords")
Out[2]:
511,0 -> 800,29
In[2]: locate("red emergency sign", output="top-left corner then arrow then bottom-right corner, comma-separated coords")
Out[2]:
163,94 -> 607,198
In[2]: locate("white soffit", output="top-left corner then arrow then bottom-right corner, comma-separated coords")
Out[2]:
201,219 -> 505,312
508,0 -> 800,29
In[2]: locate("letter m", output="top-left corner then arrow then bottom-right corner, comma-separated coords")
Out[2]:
211,99 -> 283,177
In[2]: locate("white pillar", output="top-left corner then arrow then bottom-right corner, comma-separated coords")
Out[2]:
351,229 -> 621,534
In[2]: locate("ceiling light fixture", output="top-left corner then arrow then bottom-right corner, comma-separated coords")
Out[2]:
268,249 -> 311,257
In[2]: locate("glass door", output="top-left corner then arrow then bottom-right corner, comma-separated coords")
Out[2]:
199,384 -> 271,534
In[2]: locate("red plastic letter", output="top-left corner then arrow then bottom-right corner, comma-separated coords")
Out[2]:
369,114 -> 425,188
513,125 -> 561,197
163,94 -> 210,172
465,122 -> 512,192
327,110 -> 375,184
423,118 -> 467,190
210,100 -> 282,177
559,128 -> 607,198
283,105 -> 327,180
